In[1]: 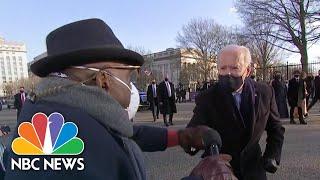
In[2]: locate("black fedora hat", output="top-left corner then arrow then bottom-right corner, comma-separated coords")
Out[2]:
31,18 -> 144,77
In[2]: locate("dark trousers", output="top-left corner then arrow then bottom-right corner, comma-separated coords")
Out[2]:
307,96 -> 319,111
151,98 -> 159,120
163,114 -> 173,124
289,106 -> 304,122
17,108 -> 21,120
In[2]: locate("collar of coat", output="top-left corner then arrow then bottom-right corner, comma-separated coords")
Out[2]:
34,76 -> 133,137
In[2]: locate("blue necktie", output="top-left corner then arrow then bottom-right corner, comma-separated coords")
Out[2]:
233,93 -> 241,110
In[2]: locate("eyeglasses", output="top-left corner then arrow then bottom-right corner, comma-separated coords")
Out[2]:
72,65 -> 141,91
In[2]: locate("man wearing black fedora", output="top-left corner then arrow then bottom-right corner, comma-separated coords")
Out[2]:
3,19 -> 236,180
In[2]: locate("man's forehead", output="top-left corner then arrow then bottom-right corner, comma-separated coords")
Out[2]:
219,49 -> 244,64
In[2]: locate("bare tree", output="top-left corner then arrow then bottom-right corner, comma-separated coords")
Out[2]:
236,0 -> 320,72
176,18 -> 236,81
1,74 -> 41,97
236,23 -> 281,80
126,45 -> 153,90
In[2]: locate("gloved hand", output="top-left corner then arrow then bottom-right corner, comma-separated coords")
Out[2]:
190,154 -> 238,180
178,125 -> 210,155
262,158 -> 279,173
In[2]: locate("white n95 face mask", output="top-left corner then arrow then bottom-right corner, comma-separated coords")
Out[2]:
127,82 -> 140,120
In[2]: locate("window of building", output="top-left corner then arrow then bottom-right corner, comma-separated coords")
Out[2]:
18,56 -> 22,61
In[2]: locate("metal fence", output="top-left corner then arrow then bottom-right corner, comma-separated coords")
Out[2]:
255,61 -> 320,81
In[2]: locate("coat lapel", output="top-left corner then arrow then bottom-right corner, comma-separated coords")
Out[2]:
244,81 -> 261,150
216,85 -> 245,129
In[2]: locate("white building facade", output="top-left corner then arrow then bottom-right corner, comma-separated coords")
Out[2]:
0,37 -> 29,96
144,48 -> 217,89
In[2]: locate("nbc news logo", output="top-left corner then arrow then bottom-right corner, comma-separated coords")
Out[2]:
11,112 -> 85,171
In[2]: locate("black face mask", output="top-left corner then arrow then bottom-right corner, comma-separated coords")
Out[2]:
294,75 -> 300,78
164,78 -> 168,81
275,75 -> 281,80
152,82 -> 155,84
219,74 -> 244,92
20,90 -> 24,93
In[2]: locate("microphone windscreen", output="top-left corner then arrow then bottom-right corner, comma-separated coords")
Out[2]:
202,129 -> 222,149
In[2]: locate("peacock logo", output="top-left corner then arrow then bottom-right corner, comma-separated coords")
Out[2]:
12,112 -> 84,155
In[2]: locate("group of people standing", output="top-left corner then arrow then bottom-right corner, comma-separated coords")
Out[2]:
270,69 -> 320,125
147,78 -> 177,126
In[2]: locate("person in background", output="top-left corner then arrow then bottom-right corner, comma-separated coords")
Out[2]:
176,83 -> 183,103
307,70 -> 320,111
187,45 -> 285,180
181,88 -> 187,103
287,70 -> 307,124
305,74 -> 314,106
298,72 -> 308,118
202,79 -> 210,91
158,77 -> 177,126
196,81 -> 202,92
147,80 -> 159,122
271,71 -> 289,118
13,86 -> 27,119
0,99 -> 2,111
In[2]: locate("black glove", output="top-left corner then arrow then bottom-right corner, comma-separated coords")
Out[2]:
263,158 -> 279,173
178,126 -> 210,155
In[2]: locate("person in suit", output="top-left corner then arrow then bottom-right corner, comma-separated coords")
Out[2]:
187,45 -> 285,180
305,74 -> 314,106
158,77 -> 177,126
287,70 -> 307,124
3,19 -> 234,180
308,70 -> 320,111
201,80 -> 211,91
271,72 -> 289,118
13,86 -> 27,119
147,80 -> 159,121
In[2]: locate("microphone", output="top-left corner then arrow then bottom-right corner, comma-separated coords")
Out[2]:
202,129 -> 222,156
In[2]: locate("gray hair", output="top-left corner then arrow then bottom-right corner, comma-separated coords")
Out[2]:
217,45 -> 252,67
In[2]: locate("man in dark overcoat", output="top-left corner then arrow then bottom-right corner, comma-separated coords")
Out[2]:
287,70 -> 306,124
187,45 -> 285,180
14,86 -> 27,119
158,77 -> 177,126
147,80 -> 159,121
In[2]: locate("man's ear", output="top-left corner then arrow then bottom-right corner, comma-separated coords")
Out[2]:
245,66 -> 252,77
95,72 -> 110,90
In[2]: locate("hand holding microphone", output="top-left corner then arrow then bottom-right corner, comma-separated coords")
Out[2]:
187,127 -> 238,180
178,125 -> 211,155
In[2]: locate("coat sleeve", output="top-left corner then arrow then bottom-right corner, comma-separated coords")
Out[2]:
263,86 -> 285,164
157,84 -> 163,102
132,125 -> 167,152
187,93 -> 210,128
13,94 -> 19,109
